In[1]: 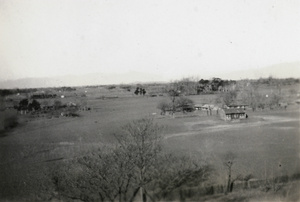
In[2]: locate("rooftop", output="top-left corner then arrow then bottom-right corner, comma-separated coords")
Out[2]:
223,108 -> 246,114
227,104 -> 248,107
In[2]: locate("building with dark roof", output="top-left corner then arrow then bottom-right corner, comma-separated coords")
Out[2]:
219,108 -> 248,121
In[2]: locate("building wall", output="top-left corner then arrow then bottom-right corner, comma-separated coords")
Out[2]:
219,109 -> 246,121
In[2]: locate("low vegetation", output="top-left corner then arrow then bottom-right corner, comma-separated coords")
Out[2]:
0,76 -> 299,201
0,111 -> 19,135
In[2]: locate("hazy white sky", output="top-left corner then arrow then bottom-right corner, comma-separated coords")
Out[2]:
0,0 -> 299,82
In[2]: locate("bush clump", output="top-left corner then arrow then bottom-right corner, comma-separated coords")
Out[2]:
0,111 -> 19,135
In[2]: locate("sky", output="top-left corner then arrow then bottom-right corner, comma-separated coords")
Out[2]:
0,0 -> 299,84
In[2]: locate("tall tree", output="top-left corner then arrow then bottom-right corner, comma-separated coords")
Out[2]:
166,82 -> 181,116
157,99 -> 171,115
49,118 -> 212,202
114,117 -> 162,202
77,147 -> 136,202
220,90 -> 237,106
175,97 -> 194,112
238,80 -> 266,111
222,152 -> 242,193
28,100 -> 41,111
19,99 -> 29,109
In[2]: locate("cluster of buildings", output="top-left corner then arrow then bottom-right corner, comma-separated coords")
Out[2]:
162,103 -> 249,121
195,104 -> 249,121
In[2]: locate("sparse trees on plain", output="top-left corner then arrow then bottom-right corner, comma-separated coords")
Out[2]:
134,87 -> 146,96
268,92 -> 282,109
177,77 -> 198,95
18,99 -> 41,112
238,80 -> 264,111
159,81 -> 197,115
28,100 -> 41,111
157,99 -> 171,115
19,98 -> 29,110
175,96 -> 194,112
134,87 -> 139,95
220,90 -> 237,106
237,79 -> 284,111
166,82 -> 181,116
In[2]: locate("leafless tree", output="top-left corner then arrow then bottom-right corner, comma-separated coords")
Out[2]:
175,97 -> 194,112
50,118 -> 212,202
157,99 -> 171,115
165,82 -> 181,116
77,147 -> 136,202
114,117 -> 163,202
237,80 -> 264,111
151,154 -> 212,200
223,152 -> 241,193
177,77 -> 199,95
220,90 -> 237,106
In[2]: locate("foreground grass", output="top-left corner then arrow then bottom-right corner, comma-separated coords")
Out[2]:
0,94 -> 299,201
199,180 -> 300,202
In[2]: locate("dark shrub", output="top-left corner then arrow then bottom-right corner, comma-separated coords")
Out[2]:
107,85 -> 116,90
291,173 -> 300,181
0,112 -> 19,134
275,175 -> 289,183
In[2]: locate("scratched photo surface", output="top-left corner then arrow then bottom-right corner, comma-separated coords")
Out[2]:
0,0 -> 300,201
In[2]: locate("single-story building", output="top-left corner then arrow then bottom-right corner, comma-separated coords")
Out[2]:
225,104 -> 248,110
182,104 -> 195,112
194,104 -> 214,110
219,108 -> 248,121
194,104 -> 203,110
41,105 -> 54,110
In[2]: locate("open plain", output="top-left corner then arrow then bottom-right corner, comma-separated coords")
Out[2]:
0,83 -> 299,201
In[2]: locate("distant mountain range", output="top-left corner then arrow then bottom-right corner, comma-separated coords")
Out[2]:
0,62 -> 299,89
0,71 -> 165,89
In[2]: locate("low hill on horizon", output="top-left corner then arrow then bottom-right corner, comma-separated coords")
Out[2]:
0,71 -> 165,89
1,62 -> 299,89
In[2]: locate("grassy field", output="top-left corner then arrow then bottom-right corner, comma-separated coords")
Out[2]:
0,86 -> 299,200
163,107 -> 300,182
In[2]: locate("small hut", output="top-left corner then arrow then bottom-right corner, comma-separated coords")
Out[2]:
219,108 -> 247,121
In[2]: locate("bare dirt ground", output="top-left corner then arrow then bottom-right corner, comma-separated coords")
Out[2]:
1,91 -> 299,200
165,115 -> 299,139
162,107 -> 300,184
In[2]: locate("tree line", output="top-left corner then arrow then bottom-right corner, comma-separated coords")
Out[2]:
157,82 -> 195,115
219,79 -> 288,111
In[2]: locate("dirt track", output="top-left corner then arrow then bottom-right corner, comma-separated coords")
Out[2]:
165,115 -> 299,139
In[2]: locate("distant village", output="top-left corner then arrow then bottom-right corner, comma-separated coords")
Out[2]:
0,77 -> 299,121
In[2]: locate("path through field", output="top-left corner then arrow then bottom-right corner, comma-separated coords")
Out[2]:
162,110 -> 300,182
165,115 -> 299,139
